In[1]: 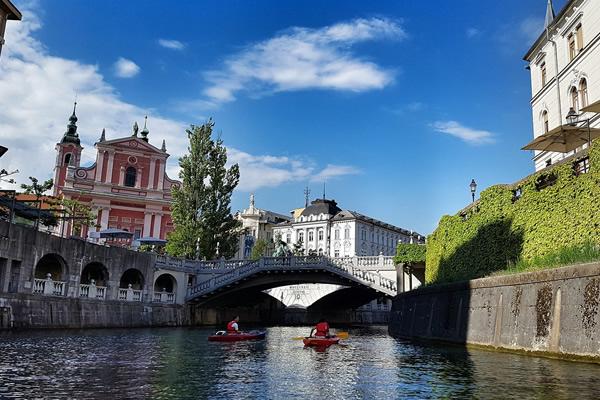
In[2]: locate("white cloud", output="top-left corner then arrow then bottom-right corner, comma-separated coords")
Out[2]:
203,17 -> 405,103
430,121 -> 495,145
311,165 -> 361,182
228,149 -> 359,191
519,17 -> 544,44
113,57 -> 140,78
466,28 -> 480,38
158,39 -> 186,51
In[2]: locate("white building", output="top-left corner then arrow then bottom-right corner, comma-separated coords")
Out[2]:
524,0 -> 600,171
272,197 -> 425,257
233,194 -> 292,259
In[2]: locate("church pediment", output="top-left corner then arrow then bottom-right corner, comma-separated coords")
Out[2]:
96,137 -> 167,157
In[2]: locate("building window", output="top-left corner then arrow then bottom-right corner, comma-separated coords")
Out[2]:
335,229 -> 340,240
574,157 -> 589,176
134,229 -> 141,240
542,111 -> 549,133
308,231 -> 314,242
541,63 -> 546,87
286,233 -> 291,244
568,34 -> 576,61
344,228 -> 349,239
580,79 -> 588,108
576,24 -> 583,52
298,231 -> 304,242
64,153 -> 72,166
318,230 -> 323,241
125,166 -> 136,187
334,250 -> 340,257
571,86 -> 579,112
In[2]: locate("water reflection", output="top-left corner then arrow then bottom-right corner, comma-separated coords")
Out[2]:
0,326 -> 599,399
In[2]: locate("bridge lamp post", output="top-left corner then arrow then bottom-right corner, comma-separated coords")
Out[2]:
470,179 -> 477,204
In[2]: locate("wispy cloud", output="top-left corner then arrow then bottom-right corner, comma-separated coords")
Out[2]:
430,121 -> 495,145
228,149 -> 359,191
113,57 -> 140,78
495,16 -> 543,52
519,17 -> 544,44
203,17 -> 405,103
158,39 -> 186,51
466,28 -> 480,38
311,165 -> 361,182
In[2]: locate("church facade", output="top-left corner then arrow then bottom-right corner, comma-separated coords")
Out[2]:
51,104 -> 180,243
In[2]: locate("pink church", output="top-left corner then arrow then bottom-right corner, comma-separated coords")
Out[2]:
51,103 -> 181,244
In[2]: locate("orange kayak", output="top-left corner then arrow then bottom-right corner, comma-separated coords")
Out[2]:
302,336 -> 340,346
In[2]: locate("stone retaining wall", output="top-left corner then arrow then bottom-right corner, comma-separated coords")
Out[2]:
388,263 -> 600,361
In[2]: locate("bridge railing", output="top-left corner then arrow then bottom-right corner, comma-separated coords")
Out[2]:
153,290 -> 176,303
79,281 -> 107,299
118,284 -> 143,302
33,278 -> 65,296
156,253 -> 396,271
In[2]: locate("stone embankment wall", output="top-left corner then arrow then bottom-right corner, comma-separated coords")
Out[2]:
0,294 -> 187,329
389,263 -> 600,361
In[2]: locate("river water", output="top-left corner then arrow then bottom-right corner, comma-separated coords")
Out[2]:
1,325 -> 599,399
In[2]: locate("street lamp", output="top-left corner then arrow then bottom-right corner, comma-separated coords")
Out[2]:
565,107 -> 591,146
470,179 -> 477,203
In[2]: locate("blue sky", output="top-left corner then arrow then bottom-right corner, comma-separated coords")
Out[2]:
0,0 -> 566,236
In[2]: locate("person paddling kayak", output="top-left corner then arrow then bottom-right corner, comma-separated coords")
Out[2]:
227,316 -> 242,334
310,317 -> 330,338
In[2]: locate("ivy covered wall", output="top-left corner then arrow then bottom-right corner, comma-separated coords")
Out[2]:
426,143 -> 600,285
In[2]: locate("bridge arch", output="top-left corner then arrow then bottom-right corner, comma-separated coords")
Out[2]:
120,268 -> 144,290
35,253 -> 67,281
81,262 -> 109,286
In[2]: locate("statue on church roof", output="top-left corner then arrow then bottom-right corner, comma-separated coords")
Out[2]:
133,121 -> 138,136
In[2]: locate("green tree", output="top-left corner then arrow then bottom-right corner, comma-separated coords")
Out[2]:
57,194 -> 100,236
20,176 -> 53,199
293,238 -> 304,256
167,119 -> 241,259
20,176 -> 58,227
250,238 -> 271,259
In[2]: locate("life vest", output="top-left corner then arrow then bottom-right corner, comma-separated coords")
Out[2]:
315,321 -> 329,337
227,320 -> 238,334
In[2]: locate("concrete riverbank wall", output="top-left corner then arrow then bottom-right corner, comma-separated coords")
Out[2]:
388,262 -> 600,361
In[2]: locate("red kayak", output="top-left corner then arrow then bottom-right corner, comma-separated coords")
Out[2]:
208,330 -> 266,342
303,336 -> 340,346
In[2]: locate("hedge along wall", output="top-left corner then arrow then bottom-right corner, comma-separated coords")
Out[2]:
426,141 -> 600,285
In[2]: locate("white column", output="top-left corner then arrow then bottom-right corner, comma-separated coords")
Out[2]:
152,214 -> 163,238
143,212 -> 153,237
119,166 -> 125,186
100,207 -> 110,230
135,167 -> 142,188
95,150 -> 105,182
106,151 -> 115,184
148,158 -> 156,189
157,159 -> 165,190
